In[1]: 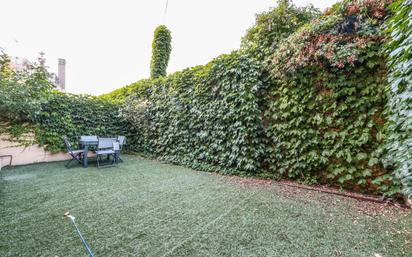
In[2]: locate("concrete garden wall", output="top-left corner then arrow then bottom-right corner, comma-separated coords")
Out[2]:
0,136 -> 69,167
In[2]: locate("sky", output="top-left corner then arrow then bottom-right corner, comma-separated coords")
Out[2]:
1,0 -> 338,95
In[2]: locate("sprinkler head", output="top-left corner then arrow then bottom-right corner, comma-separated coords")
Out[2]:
64,211 -> 75,221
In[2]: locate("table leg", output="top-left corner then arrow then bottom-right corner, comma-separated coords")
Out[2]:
83,145 -> 88,168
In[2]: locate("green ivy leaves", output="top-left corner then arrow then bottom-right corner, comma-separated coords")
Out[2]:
109,1 -> 398,196
265,0 -> 394,194
33,92 -> 126,153
384,0 -> 412,199
121,50 -> 266,174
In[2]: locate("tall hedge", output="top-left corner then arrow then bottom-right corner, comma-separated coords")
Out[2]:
150,25 -> 172,79
384,0 -> 412,198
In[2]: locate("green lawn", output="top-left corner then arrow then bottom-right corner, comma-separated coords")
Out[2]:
0,156 -> 410,257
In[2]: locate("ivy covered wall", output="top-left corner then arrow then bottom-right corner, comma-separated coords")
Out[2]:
116,0 -> 400,195
122,51 -> 266,174
265,0 -> 392,193
384,0 -> 412,198
0,53 -> 126,153
34,92 -> 126,153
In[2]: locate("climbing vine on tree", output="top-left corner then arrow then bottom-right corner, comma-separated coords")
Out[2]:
150,25 -> 172,79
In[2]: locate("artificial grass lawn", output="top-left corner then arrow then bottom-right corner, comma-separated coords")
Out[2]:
0,156 -> 410,257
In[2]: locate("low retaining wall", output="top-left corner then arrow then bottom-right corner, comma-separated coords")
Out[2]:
0,137 -> 69,167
